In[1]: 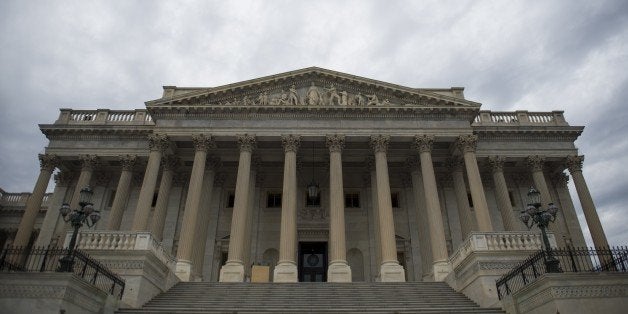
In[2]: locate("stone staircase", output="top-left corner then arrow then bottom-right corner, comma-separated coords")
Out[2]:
116,282 -> 505,313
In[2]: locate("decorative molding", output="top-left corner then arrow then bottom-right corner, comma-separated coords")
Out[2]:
237,134 -> 257,153
487,156 -> 505,173
119,154 -> 138,171
526,155 -> 545,172
325,134 -> 345,153
456,134 -> 478,153
191,134 -> 215,152
148,133 -> 170,152
38,154 -> 59,172
79,154 -> 99,171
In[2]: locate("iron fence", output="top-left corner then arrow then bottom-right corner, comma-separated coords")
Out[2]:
496,246 -> 628,300
0,246 -> 125,299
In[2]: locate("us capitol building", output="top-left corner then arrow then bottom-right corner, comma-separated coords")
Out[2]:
1,67 -> 614,312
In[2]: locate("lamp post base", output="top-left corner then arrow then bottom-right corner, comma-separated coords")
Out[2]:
545,257 -> 561,273
58,255 -> 75,272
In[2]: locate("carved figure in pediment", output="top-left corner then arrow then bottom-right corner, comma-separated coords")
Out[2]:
340,91 -> 348,106
279,89 -> 288,105
258,91 -> 269,106
355,93 -> 365,106
367,94 -> 379,106
288,84 -> 299,106
382,99 -> 390,106
242,95 -> 253,106
306,82 -> 322,106
326,84 -> 341,106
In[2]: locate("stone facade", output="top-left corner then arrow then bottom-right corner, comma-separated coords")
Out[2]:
3,68 -> 610,304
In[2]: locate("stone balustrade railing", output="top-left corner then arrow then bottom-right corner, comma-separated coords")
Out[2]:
55,109 -> 154,125
0,192 -> 52,208
473,110 -> 568,126
66,231 -> 175,269
449,231 -> 557,269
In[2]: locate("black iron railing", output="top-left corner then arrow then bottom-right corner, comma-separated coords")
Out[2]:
496,246 -> 628,300
0,246 -> 125,299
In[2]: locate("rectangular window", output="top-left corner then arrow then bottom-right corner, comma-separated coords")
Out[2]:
267,192 -> 282,208
344,193 -> 360,208
306,192 -> 321,207
391,192 -> 399,208
227,192 -> 235,208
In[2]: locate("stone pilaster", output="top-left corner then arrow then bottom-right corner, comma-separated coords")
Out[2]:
370,135 -> 405,282
488,156 -> 518,231
149,155 -> 179,240
220,134 -> 256,282
132,134 -> 169,231
326,135 -> 351,282
176,134 -> 214,281
456,135 -> 493,232
275,135 -> 300,282
13,154 -> 59,248
107,155 -> 137,230
566,155 -> 609,249
414,135 -> 450,281
447,157 -> 474,240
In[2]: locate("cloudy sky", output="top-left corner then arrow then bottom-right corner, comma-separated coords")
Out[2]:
1,1 -> 627,246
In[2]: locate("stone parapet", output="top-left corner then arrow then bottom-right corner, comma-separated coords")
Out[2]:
474,110 -> 568,126
55,109 -> 153,125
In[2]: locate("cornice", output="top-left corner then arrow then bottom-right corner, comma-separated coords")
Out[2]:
474,127 -> 583,142
40,125 -> 154,140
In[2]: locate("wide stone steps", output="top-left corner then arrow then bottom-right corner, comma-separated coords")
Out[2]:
116,282 -> 505,314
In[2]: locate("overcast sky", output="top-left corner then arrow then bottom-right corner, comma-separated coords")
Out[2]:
1,1 -> 627,247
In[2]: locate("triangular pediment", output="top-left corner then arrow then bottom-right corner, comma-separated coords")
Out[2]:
146,67 -> 481,110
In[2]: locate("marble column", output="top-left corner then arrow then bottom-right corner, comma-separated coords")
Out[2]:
59,154 -> 98,242
35,171 -> 74,247
132,134 -> 169,231
526,156 -> 552,206
566,155 -> 609,249
243,157 -> 259,280
274,135 -> 300,282
220,134 -> 256,282
551,172 -> 588,248
370,135 -> 405,282
366,157 -> 382,280
13,154 -> 59,248
149,155 -> 179,240
447,157 -> 475,240
191,157 -> 218,279
107,155 -> 137,230
406,157 -> 433,281
326,135 -> 352,282
414,135 -> 450,281
176,134 -> 214,281
456,135 -> 493,232
488,156 -> 518,231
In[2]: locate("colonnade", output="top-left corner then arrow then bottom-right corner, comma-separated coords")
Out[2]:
16,133 -> 611,283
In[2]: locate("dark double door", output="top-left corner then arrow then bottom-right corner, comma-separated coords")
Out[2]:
298,242 -> 327,282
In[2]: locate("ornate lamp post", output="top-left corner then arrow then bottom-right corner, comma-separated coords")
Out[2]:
58,186 -> 101,272
519,187 -> 561,273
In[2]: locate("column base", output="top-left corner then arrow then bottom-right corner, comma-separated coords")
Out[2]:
273,261 -> 298,282
327,261 -> 352,282
379,261 -> 406,282
175,260 -> 193,282
433,260 -> 452,282
219,262 -> 245,282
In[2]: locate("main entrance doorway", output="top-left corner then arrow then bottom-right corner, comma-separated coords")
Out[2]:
298,242 -> 327,282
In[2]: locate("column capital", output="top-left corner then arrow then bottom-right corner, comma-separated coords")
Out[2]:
162,155 -> 180,171
148,133 -> 170,152
281,134 -> 301,153
326,134 -> 345,153
79,154 -> 99,171
456,134 -> 478,153
192,134 -> 216,152
413,135 -> 434,153
370,135 -> 390,153
551,172 -> 570,188
119,154 -> 138,171
526,155 -> 546,172
446,156 -> 464,173
54,171 -> 75,187
488,156 -> 506,173
38,154 -> 59,172
566,155 -> 584,173
237,134 -> 257,152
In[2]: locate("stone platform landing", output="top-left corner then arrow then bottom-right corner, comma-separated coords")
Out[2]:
116,282 -> 505,313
